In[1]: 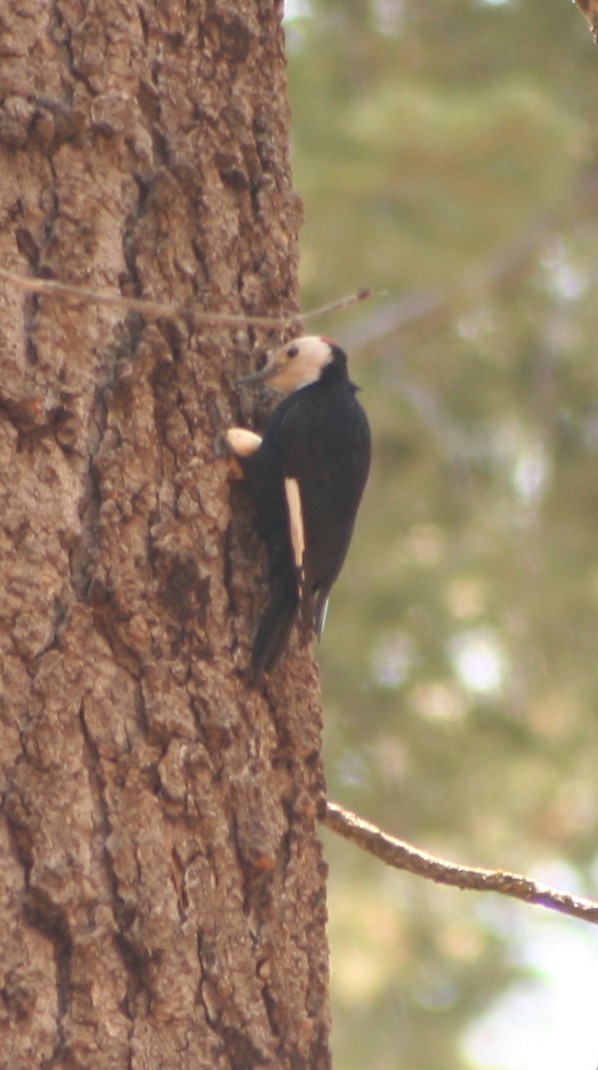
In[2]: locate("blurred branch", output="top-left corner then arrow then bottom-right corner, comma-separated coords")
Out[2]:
343,210 -> 555,355
344,167 -> 598,356
575,0 -> 598,41
322,800 -> 598,925
0,267 -> 370,329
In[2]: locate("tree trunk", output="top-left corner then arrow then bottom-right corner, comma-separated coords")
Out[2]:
0,3 -> 330,1067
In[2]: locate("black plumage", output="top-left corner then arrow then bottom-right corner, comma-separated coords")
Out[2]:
228,336 -> 371,677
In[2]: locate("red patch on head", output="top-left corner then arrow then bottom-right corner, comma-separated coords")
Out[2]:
321,336 -> 337,347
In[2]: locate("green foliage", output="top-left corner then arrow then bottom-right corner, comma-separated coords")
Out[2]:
296,77 -> 586,296
286,0 -> 598,1066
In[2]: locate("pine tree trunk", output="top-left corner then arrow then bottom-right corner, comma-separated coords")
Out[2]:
0,3 -> 330,1067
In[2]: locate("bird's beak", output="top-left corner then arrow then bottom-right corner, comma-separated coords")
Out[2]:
238,356 -> 279,385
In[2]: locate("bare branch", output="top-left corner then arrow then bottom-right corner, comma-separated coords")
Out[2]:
322,800 -> 598,925
302,287 -> 371,323
0,267 -> 370,330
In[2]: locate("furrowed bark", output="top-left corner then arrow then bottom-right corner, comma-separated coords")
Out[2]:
0,3 -> 330,1067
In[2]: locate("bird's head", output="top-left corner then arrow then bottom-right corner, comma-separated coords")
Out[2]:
240,335 -> 345,395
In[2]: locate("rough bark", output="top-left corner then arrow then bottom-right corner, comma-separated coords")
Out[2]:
0,3 -> 330,1068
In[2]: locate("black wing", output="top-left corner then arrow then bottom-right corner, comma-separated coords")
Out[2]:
242,380 -> 370,673
279,382 -> 371,629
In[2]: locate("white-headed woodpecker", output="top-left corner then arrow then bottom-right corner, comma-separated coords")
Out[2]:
227,335 -> 371,678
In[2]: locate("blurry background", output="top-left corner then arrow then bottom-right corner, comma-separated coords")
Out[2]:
283,1 -> 598,1067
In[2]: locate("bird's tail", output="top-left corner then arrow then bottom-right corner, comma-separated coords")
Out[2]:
251,578 -> 298,679
313,589 -> 329,639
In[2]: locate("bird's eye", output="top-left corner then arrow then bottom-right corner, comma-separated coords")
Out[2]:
287,345 -> 299,358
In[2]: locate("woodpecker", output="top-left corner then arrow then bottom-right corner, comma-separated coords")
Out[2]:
227,335 -> 371,678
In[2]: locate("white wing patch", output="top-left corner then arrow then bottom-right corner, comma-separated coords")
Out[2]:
226,427 -> 262,457
284,476 -> 306,578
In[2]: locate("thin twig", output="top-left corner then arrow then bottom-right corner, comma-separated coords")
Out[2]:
0,267 -> 370,328
322,800 -> 598,925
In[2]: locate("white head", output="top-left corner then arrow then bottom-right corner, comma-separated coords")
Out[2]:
240,336 -> 336,395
